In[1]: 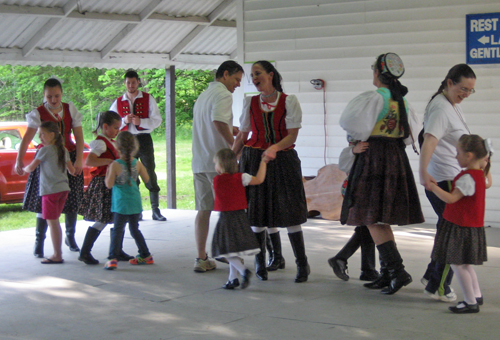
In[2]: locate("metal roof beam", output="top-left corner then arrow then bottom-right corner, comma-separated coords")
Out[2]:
0,3 -> 235,26
21,0 -> 77,57
170,0 -> 234,60
100,0 -> 162,59
0,47 -> 228,67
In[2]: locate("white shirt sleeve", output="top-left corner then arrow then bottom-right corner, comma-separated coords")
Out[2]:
89,139 -> 107,157
212,91 -> 233,125
424,105 -> 450,141
69,102 -> 83,128
242,173 -> 252,186
404,102 -> 420,145
455,174 -> 475,196
26,108 -> 42,129
239,96 -> 253,132
338,146 -> 355,173
284,94 -> 302,129
340,91 -> 384,141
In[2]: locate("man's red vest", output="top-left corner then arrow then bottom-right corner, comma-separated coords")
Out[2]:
90,136 -> 119,177
116,93 -> 150,131
37,103 -> 76,152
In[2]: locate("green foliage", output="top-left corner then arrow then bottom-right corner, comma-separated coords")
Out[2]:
0,65 -> 213,136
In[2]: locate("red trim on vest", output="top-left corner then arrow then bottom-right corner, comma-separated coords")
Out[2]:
443,169 -> 486,228
244,94 -> 293,150
213,173 -> 248,212
116,93 -> 150,131
90,136 -> 119,177
37,103 -> 76,152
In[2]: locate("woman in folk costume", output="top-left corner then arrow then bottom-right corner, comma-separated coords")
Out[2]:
340,53 -> 424,294
233,60 -> 310,283
15,78 -> 85,257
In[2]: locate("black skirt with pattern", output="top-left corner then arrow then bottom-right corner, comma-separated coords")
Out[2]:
431,218 -> 487,265
239,147 -> 308,228
340,137 -> 424,226
211,210 -> 261,258
78,176 -> 113,223
23,149 -> 84,214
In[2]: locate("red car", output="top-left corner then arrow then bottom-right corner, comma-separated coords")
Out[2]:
0,122 -> 92,204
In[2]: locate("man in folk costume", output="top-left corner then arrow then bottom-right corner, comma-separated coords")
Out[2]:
110,70 -> 166,221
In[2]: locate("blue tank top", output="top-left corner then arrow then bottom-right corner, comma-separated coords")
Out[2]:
111,158 -> 142,215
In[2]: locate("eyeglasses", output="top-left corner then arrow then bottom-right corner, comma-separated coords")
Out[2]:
453,82 -> 475,95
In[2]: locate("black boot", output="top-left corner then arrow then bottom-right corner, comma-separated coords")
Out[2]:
364,258 -> 390,289
288,231 -> 310,283
34,217 -> 48,258
78,227 -> 101,265
377,241 -> 412,295
254,230 -> 268,280
64,212 -> 80,252
267,232 -> 285,271
358,226 -> 379,281
327,226 -> 362,281
266,230 -> 273,265
150,192 -> 166,221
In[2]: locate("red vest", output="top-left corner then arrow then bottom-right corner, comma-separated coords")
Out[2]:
116,93 -> 150,131
90,136 -> 119,177
244,94 -> 293,150
443,169 -> 486,228
213,173 -> 248,212
37,103 -> 76,152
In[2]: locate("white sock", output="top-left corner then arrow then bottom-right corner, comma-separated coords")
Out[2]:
286,225 -> 302,233
92,222 -> 107,231
251,226 -> 266,233
228,263 -> 238,281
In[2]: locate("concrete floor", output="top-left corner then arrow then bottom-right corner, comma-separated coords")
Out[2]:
1,209 -> 499,340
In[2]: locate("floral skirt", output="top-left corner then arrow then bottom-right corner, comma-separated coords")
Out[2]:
78,176 -> 113,223
431,218 -> 487,265
340,137 -> 424,226
23,149 -> 83,214
239,147 -> 308,228
211,210 -> 260,258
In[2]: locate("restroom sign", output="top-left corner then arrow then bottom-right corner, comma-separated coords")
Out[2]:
466,12 -> 500,64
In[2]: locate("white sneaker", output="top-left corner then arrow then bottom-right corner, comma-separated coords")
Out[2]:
424,289 -> 457,302
194,256 -> 216,272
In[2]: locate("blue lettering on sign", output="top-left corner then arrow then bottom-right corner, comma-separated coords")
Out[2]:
466,12 -> 500,64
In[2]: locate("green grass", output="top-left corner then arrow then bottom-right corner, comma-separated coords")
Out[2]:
0,133 -> 194,232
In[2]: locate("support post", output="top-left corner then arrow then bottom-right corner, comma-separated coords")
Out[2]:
165,65 -> 176,208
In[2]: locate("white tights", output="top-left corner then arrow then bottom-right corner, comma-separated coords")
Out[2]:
451,264 -> 482,305
91,222 -> 107,231
227,257 -> 246,281
251,225 -> 302,234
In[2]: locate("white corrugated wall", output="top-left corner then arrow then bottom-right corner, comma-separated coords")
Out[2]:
236,0 -> 500,227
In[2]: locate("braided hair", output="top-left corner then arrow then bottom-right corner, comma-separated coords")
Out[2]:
40,121 -> 66,172
115,131 -> 138,186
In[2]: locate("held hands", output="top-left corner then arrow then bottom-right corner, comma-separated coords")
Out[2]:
73,159 -> 83,176
420,171 -> 437,191
263,145 -> 279,161
15,159 -> 25,175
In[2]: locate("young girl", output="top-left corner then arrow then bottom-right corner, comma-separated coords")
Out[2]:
23,121 -> 75,264
16,78 -> 85,257
104,131 -> 153,270
211,148 -> 268,289
78,111 -> 134,265
429,134 -> 493,313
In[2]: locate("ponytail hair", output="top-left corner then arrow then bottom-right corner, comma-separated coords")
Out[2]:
458,134 -> 492,176
40,121 -> 66,172
115,131 -> 138,186
92,110 -> 122,136
429,64 -> 476,102
253,60 -> 283,92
